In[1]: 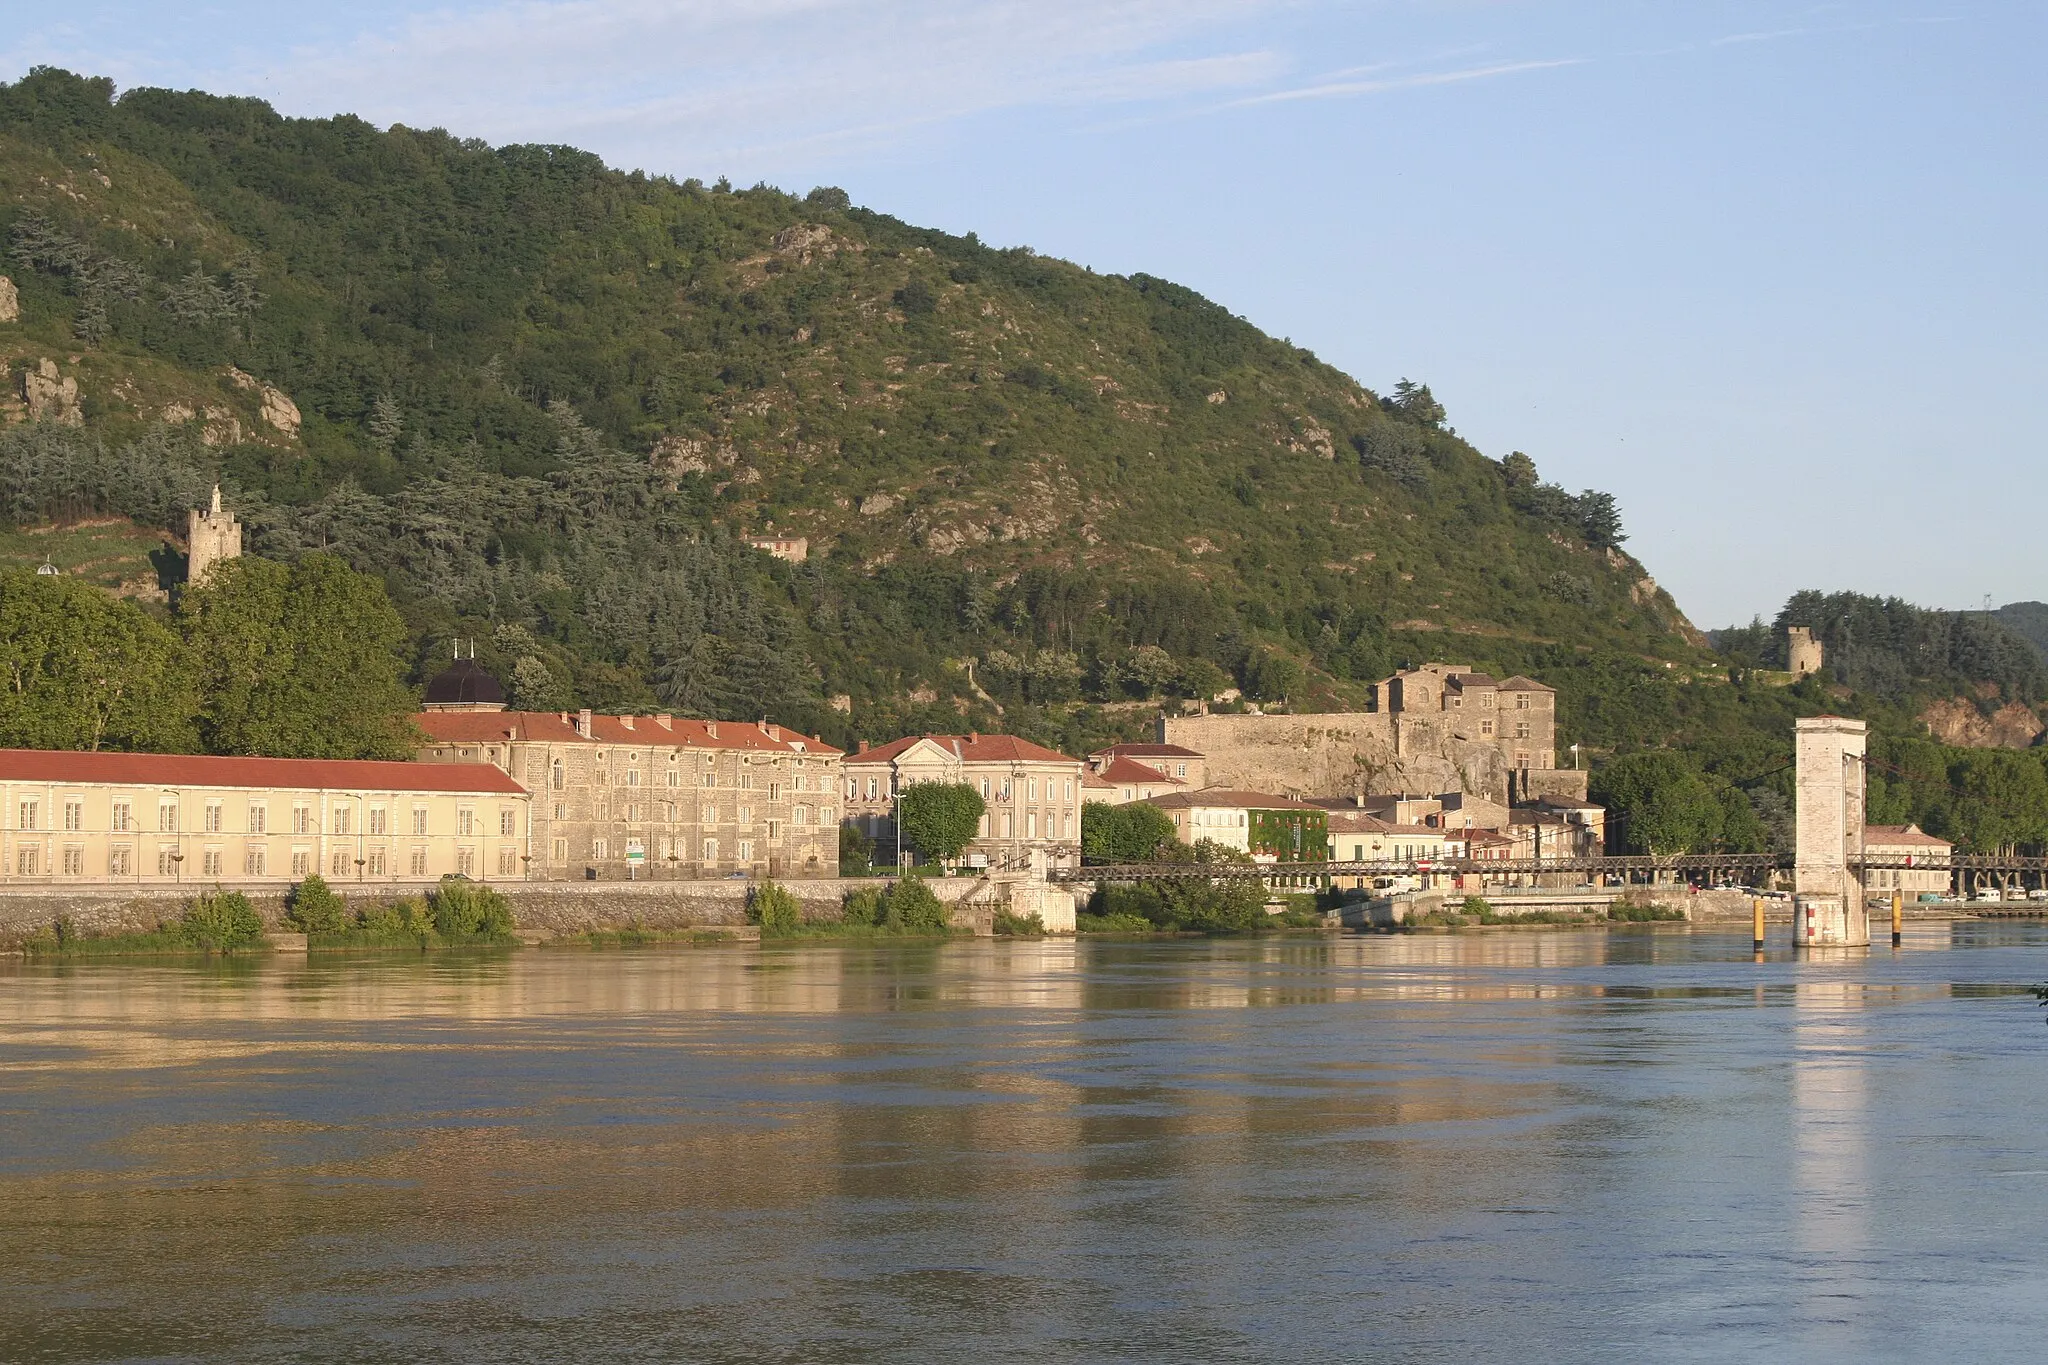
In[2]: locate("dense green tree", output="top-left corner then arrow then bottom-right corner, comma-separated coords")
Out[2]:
179,555 -> 416,759
1081,801 -> 1178,863
881,876 -> 951,933
1589,751 -> 1725,856
0,568 -> 196,752
897,781 -> 986,865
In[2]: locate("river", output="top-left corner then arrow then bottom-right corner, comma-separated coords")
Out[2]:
2,925 -> 2046,1362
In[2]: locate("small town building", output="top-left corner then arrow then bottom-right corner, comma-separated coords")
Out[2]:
1088,743 -> 1207,791
1143,789 -> 1329,863
0,748 -> 530,888
746,535 -> 809,564
1085,755 -> 1187,805
843,733 -> 1084,870
415,691 -> 843,880
1862,824 -> 1952,899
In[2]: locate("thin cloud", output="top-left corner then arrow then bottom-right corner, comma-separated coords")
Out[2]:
1230,57 -> 1588,108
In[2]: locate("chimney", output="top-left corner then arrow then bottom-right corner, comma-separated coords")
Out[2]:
968,731 -> 978,744
858,739 -> 869,754
655,713 -> 672,730
577,708 -> 593,738
622,715 -> 635,731
706,721 -> 718,739
758,719 -> 769,735
768,723 -> 780,740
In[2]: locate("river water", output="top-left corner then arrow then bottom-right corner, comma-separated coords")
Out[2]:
2,925 -> 2047,1363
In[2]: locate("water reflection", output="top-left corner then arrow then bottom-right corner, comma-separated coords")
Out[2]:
1,930 -> 2046,1362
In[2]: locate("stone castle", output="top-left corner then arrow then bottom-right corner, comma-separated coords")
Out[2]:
1161,664 -> 1586,806
186,486 -> 242,584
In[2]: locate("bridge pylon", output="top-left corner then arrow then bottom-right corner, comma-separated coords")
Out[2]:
1794,716 -> 1868,947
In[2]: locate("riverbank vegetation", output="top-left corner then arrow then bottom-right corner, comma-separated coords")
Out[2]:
748,876 -> 968,940
22,888 -> 264,954
1404,895 -> 1686,929
290,874 -> 519,949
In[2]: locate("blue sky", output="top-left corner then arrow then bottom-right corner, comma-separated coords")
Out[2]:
9,1 -> 2043,627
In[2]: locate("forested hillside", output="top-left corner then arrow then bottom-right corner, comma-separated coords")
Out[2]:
0,67 -> 1703,755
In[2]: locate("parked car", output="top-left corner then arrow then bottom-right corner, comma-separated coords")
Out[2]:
2030,889 -> 2048,901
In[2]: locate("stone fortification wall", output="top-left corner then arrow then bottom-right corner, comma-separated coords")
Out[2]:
1162,712 -> 1512,802
0,876 -> 996,947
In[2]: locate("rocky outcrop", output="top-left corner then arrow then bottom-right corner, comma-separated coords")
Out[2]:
0,276 -> 18,323
1919,697 -> 2045,749
225,366 -> 301,436
21,359 -> 81,424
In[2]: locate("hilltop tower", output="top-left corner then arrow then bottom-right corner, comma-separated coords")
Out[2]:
1786,626 -> 1824,679
186,486 -> 242,585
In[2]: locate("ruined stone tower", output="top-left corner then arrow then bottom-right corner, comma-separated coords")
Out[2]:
1786,626 -> 1824,679
1794,715 -> 1868,947
186,485 -> 242,585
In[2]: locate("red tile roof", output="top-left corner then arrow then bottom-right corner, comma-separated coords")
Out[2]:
1082,772 -> 1117,790
415,711 -> 840,756
845,734 -> 1076,766
0,748 -> 526,794
1865,824 -> 1952,849
1144,788 -> 1322,812
1091,743 -> 1204,759
1095,756 -> 1185,786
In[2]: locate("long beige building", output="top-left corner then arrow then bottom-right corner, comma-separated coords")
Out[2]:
843,734 -> 1083,870
416,704 -> 843,881
0,748 -> 530,888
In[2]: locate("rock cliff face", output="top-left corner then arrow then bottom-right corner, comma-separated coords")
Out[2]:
1918,697 -> 2045,749
20,359 -> 81,424
0,276 -> 17,323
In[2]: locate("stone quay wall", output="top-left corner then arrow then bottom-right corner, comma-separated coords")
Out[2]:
0,875 -> 1001,947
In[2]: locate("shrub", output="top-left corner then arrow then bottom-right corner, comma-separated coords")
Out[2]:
180,891 -> 263,950
883,877 -> 951,934
286,874 -> 349,933
1607,902 -> 1686,922
993,908 -> 1045,936
752,881 -> 804,937
1076,910 -> 1156,932
358,896 -> 437,947
841,885 -> 886,927
429,877 -> 516,942
1461,895 -> 1494,918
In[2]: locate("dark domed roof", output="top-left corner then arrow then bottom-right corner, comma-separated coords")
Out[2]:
424,658 -> 505,707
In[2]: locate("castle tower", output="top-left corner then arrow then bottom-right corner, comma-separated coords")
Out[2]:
186,486 -> 242,585
1786,626 -> 1824,679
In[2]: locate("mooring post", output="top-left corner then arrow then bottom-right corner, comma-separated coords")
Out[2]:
1753,896 -> 1766,956
1892,890 -> 1903,948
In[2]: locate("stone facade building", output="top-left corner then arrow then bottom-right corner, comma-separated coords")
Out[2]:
415,698 -> 843,881
186,485 -> 242,585
0,748 -> 530,889
1862,823 -> 1951,899
1161,663 -> 1578,805
843,734 -> 1083,870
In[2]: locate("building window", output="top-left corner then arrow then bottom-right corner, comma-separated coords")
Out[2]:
702,772 -> 717,789
865,777 -> 878,800
1175,764 -> 1187,779
292,849 -> 310,877
738,805 -> 752,826
666,770 -> 679,788
457,848 -> 476,876
203,849 -> 223,877
738,840 -> 754,861
821,806 -> 835,825
157,848 -> 178,876
552,803 -> 565,821
331,848 -> 350,877
794,805 -> 810,825
108,846 -> 130,876
704,805 -> 718,825
367,848 -> 385,876
247,805 -> 266,834
62,846 -> 83,876
367,808 -> 386,835
63,801 -> 82,832
1028,812 -> 1038,839
457,810 -> 474,837
500,809 -> 517,836
551,839 -> 567,862
1482,720 -> 1494,736
498,847 -> 518,875
160,803 -> 178,832
627,769 -> 641,788
768,820 -> 781,840
702,838 -> 718,862
593,838 -> 608,859
245,846 -> 266,876
767,782 -> 782,801
412,808 -> 429,835
1515,723 -> 1530,740
551,760 -> 565,790
402,847 -> 424,877
18,800 -> 37,831
204,803 -> 222,833
1517,694 -> 1529,710
332,808 -> 351,836
293,806 -> 312,834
